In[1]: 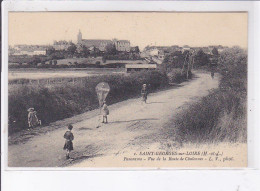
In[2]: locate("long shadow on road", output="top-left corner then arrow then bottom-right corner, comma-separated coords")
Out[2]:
109,118 -> 159,124
146,101 -> 165,104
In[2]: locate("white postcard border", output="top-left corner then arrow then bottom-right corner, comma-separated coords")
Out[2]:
2,1 -> 260,191
1,2 -> 260,189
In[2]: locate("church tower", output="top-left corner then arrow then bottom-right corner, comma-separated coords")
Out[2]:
77,30 -> 82,44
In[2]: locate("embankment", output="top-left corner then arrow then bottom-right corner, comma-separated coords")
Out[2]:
8,69 -> 186,134
170,47 -> 247,144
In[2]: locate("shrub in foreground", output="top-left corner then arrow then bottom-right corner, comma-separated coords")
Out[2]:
174,89 -> 246,143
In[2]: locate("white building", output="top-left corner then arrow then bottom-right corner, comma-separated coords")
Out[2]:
10,44 -> 48,56
33,50 -> 47,55
114,40 -> 131,52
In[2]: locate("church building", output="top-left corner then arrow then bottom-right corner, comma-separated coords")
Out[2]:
77,30 -> 130,52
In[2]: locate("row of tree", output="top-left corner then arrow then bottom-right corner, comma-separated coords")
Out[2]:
46,43 -> 140,60
162,47 -> 219,70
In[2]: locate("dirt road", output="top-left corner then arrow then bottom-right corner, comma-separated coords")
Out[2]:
8,72 -> 220,167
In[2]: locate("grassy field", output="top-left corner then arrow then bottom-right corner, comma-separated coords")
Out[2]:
9,57 -> 146,68
170,47 -> 247,144
8,69 -> 186,134
8,68 -> 124,81
55,57 -> 102,65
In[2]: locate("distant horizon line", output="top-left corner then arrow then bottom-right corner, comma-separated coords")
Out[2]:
9,43 -> 239,49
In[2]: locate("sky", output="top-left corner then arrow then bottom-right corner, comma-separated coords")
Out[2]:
9,12 -> 248,50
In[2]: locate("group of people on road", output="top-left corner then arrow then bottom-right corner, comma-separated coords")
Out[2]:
27,83 -> 149,159
26,48 -> 220,160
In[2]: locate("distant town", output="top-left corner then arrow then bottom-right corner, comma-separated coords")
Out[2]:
9,30 -> 228,71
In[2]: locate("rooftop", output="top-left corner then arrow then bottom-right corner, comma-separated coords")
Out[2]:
81,39 -> 112,47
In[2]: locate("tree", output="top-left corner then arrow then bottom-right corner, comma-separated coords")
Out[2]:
162,51 -> 185,69
46,47 -> 56,56
173,51 -> 183,57
67,43 -> 77,55
81,45 -> 90,57
194,49 -> 209,66
135,46 -> 140,53
32,56 -> 41,66
212,47 -> 219,56
183,50 -> 190,57
131,46 -> 140,53
105,43 -> 117,55
90,47 -> 100,58
53,59 -> 57,65
41,60 -> 46,65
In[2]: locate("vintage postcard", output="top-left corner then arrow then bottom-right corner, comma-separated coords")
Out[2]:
7,12 -> 248,168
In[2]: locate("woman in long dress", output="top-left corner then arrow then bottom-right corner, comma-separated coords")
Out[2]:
27,108 -> 41,128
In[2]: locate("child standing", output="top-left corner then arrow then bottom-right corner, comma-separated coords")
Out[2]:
101,101 -> 109,124
63,124 -> 74,159
141,84 -> 148,103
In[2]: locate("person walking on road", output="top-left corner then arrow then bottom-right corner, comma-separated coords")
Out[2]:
27,108 -> 41,129
101,101 -> 109,124
63,124 -> 74,159
141,84 -> 148,103
211,71 -> 215,79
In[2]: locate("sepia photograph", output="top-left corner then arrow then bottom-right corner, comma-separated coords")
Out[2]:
7,12 -> 248,168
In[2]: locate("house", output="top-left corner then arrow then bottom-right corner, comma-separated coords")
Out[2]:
53,40 -> 72,50
113,39 -> 131,52
10,45 -> 47,55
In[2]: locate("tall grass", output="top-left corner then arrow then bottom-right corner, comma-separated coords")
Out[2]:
9,70 -> 184,134
173,47 -> 247,144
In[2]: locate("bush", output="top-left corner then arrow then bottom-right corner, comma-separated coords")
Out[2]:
167,68 -> 186,83
174,89 -> 246,143
172,47 -> 247,144
8,70 -> 177,134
